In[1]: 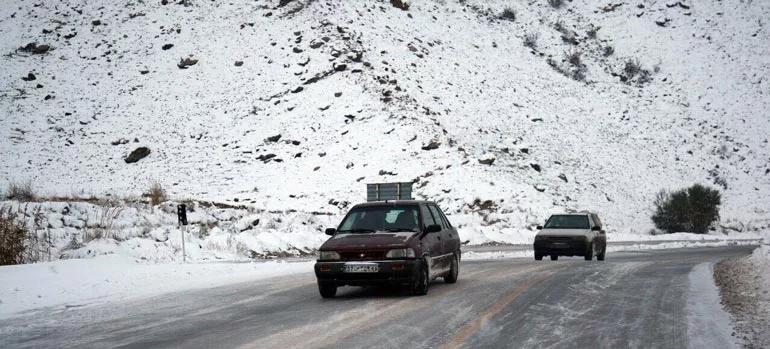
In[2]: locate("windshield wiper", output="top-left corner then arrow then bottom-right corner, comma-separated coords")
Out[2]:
383,228 -> 418,232
337,229 -> 376,234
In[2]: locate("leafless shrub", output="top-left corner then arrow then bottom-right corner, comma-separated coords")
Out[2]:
554,19 -> 567,33
571,68 -> 587,81
637,69 -> 652,84
0,206 -> 28,265
547,56 -> 587,82
523,32 -> 539,49
6,180 -> 35,201
84,206 -> 123,242
547,0 -> 564,8
147,180 -> 167,206
624,58 -> 642,79
587,26 -> 599,39
0,205 -> 45,265
623,58 -> 652,84
566,49 -> 582,66
602,45 -> 615,57
500,8 -> 516,21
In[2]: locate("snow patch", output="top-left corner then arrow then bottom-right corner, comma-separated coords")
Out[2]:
686,262 -> 738,349
0,255 -> 313,319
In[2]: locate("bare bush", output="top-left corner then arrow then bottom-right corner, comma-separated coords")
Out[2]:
0,206 -> 45,265
571,68 -> 587,81
587,26 -> 599,39
6,180 -> 35,201
623,58 -> 652,84
500,8 -> 516,21
602,45 -> 615,57
637,69 -> 652,84
523,32 -> 538,49
547,57 -> 587,82
547,0 -> 564,9
147,180 -> 167,206
624,58 -> 642,79
566,49 -> 582,66
554,19 -> 567,33
84,206 -> 123,242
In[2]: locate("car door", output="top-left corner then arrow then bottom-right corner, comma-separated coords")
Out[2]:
434,205 -> 459,256
428,204 -> 455,265
419,204 -> 445,276
591,213 -> 607,252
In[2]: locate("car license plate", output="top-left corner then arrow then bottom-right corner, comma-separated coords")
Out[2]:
344,264 -> 379,273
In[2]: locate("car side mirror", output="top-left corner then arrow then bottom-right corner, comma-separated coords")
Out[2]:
591,226 -> 601,231
424,224 -> 441,233
536,225 -> 543,230
325,228 -> 337,236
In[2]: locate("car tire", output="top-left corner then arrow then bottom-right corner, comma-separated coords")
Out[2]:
444,254 -> 459,284
318,281 -> 337,298
585,242 -> 594,261
535,252 -> 543,261
597,246 -> 606,261
412,259 -> 429,296
550,255 -> 558,261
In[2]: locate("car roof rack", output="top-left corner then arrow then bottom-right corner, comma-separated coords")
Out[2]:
366,182 -> 413,202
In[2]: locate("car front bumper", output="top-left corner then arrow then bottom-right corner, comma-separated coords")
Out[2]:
314,260 -> 419,287
534,240 -> 588,257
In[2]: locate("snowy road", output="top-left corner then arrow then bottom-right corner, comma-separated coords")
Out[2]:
0,246 -> 752,349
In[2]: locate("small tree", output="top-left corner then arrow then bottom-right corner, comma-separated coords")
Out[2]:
652,184 -> 721,234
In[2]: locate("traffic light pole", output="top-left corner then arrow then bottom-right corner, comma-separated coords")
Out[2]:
177,204 -> 188,263
181,224 -> 186,263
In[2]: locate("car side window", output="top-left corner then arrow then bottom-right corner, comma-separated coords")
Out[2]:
421,205 -> 436,228
436,207 -> 453,229
592,214 -> 603,228
428,205 -> 447,230
587,214 -> 595,228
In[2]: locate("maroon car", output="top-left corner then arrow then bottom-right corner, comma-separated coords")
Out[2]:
314,200 -> 461,298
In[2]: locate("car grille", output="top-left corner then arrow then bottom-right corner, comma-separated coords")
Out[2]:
340,251 -> 387,261
548,236 -> 573,242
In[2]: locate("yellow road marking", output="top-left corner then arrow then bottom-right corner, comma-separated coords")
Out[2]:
440,269 -> 558,348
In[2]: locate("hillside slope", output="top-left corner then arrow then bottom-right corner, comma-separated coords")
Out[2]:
2,0 -> 769,239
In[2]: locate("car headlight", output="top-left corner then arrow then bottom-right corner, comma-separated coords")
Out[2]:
386,248 -> 415,259
319,251 -> 340,261
572,236 -> 587,241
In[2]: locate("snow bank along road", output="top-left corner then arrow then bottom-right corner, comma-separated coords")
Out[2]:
0,246 -> 752,349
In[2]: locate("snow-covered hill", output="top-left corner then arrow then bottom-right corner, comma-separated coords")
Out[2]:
2,0 -> 770,248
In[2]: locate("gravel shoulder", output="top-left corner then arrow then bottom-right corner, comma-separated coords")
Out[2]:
714,244 -> 770,349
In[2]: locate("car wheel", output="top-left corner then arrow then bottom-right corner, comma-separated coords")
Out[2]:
584,242 -> 594,261
318,281 -> 337,298
444,254 -> 459,284
550,255 -> 558,261
412,259 -> 429,296
535,252 -> 543,261
597,245 -> 606,261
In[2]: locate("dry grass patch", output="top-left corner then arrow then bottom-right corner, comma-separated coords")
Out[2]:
147,180 -> 168,206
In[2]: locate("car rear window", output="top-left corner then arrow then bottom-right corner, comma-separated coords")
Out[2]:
544,215 -> 590,229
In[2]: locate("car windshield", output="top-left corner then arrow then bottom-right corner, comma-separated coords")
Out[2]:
337,205 -> 419,233
543,215 -> 590,229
